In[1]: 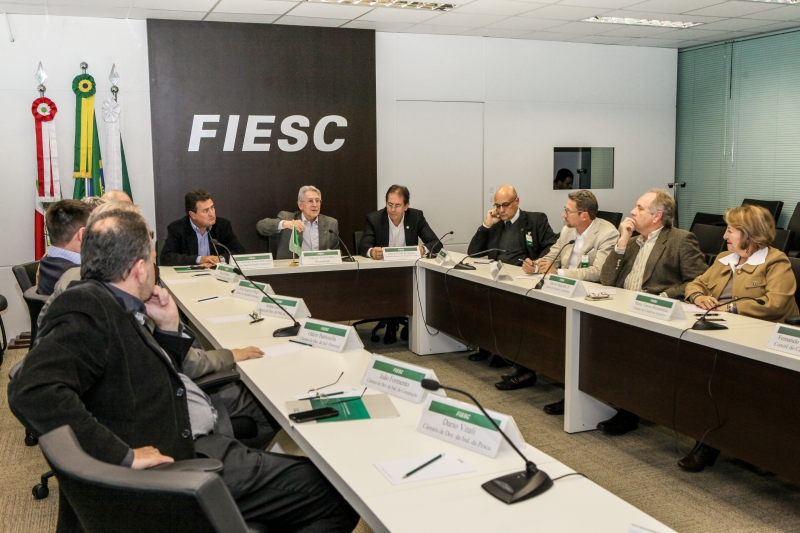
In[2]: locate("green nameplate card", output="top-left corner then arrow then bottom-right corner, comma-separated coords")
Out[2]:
361,354 -> 445,404
383,246 -> 421,261
296,318 -> 363,352
213,264 -> 237,283
232,280 -> 274,302
435,250 -> 454,267
254,295 -> 311,320
628,292 -> 685,321
232,253 -> 274,270
767,323 -> 800,356
301,250 -> 342,266
489,261 -> 513,281
174,266 -> 199,274
542,275 -> 586,298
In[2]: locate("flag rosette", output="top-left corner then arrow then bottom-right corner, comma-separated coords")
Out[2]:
72,74 -> 96,98
32,97 -> 57,122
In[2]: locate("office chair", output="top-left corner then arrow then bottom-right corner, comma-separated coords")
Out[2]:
785,203 -> 800,257
691,224 -> 727,265
0,293 -> 7,368
771,229 -> 795,253
742,198 -> 783,223
596,211 -> 622,229
786,258 -> 800,327
689,212 -> 725,232
37,425 -> 269,533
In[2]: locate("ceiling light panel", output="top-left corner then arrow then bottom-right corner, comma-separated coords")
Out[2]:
582,16 -> 703,28
306,0 -> 458,11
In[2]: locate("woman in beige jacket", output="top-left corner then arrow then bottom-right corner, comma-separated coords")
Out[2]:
680,204 -> 799,473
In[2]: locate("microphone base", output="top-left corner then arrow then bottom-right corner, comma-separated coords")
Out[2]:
454,263 -> 476,270
342,256 -> 356,262
482,469 -> 553,504
273,323 -> 301,337
692,320 -> 728,331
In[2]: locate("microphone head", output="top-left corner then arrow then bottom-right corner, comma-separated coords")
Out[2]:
567,240 -> 575,245
756,298 -> 765,305
421,379 -> 441,391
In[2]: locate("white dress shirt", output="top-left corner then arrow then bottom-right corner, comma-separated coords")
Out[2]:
558,220 -> 595,275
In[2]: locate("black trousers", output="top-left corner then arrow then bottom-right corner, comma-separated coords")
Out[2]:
194,434 -> 360,533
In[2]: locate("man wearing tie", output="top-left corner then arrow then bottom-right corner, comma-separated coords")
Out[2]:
256,185 -> 339,260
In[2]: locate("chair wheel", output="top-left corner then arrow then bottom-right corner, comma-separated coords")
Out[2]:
32,484 -> 49,499
24,432 -> 38,447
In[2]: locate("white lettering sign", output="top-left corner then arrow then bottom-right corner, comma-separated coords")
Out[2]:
296,319 -> 363,353
254,295 -> 311,320
361,355 -> 445,404
383,246 -> 421,262
435,250 -> 454,267
541,275 -> 586,298
767,323 -> 800,355
232,253 -> 274,270
232,280 -> 274,302
627,292 -> 686,321
213,264 -> 238,283
490,261 -> 513,282
301,250 -> 343,266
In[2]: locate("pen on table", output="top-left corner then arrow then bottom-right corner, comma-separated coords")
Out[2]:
289,340 -> 312,346
301,391 -> 344,400
197,296 -> 218,302
403,454 -> 443,479
192,273 -> 212,277
694,313 -> 719,317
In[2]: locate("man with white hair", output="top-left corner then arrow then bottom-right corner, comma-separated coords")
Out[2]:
256,185 -> 340,260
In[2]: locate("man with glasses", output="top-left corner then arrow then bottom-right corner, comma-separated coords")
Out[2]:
257,185 -> 339,260
465,185 -> 558,373
515,190 -> 619,405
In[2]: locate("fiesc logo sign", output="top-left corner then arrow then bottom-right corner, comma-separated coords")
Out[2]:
189,114 -> 347,153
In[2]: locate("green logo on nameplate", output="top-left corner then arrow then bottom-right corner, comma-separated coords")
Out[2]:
304,321 -> 347,337
237,254 -> 272,261
550,276 -> 576,285
217,264 -> 235,273
428,400 -> 500,431
261,296 -> 297,307
385,247 -> 418,252
372,360 -> 426,382
305,251 -> 339,257
778,326 -> 800,338
239,281 -> 266,290
635,294 -> 673,308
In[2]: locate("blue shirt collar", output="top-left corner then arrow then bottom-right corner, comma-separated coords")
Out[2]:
189,218 -> 212,235
48,246 -> 81,265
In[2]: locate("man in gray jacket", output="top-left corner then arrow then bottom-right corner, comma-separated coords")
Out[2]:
596,188 -> 707,436
256,185 -> 339,259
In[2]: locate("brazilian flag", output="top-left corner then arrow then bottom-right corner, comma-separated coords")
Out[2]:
72,73 -> 104,198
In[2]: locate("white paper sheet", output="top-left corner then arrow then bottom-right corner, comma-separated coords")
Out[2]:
261,343 -> 313,358
682,303 -> 706,313
164,278 -> 200,285
375,453 -> 475,485
206,314 -> 252,324
515,273 -> 543,280
192,296 -> 231,304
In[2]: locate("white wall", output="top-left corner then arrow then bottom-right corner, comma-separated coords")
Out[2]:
0,15 -> 154,339
376,33 -> 678,253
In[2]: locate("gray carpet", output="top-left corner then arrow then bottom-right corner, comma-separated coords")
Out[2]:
3,326 -> 800,532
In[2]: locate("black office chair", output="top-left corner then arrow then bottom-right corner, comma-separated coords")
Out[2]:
155,240 -> 165,266
785,202 -> 800,257
692,224 -> 727,265
786,258 -> 800,327
596,211 -> 622,229
353,231 -> 363,257
771,229 -> 794,253
37,425 -> 267,533
690,212 -> 725,232
742,198 -> 783,223
0,293 -> 7,368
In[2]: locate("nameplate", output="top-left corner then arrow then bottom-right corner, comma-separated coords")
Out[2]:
767,324 -> 800,355
301,250 -> 343,266
296,318 -> 363,353
627,293 -> 685,321
541,275 -> 586,298
415,396 -> 524,458
254,295 -> 311,320
383,246 -> 421,261
361,355 -> 445,404
174,266 -> 200,274
435,250 -> 454,267
213,264 -> 238,283
489,261 -> 513,282
232,253 -> 274,270
232,280 -> 274,302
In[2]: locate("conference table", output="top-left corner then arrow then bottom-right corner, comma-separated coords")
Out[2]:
161,264 -> 674,533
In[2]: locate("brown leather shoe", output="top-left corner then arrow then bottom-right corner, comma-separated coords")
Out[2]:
495,372 -> 536,391
678,443 -> 720,472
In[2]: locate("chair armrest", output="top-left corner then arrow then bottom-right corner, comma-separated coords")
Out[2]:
194,369 -> 240,391
149,458 -> 223,474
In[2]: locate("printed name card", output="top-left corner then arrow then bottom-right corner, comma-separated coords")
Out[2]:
232,253 -> 274,270
296,318 -> 363,353
301,250 -> 343,266
383,246 -> 421,261
628,293 -> 686,321
254,295 -> 311,320
232,280 -> 274,302
415,396 -> 525,458
541,275 -> 586,298
361,355 -> 445,404
767,324 -> 800,355
174,266 -> 199,274
489,261 -> 513,282
213,264 -> 238,283
435,250 -> 454,267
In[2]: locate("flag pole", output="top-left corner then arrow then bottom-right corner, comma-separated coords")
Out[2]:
290,249 -> 298,267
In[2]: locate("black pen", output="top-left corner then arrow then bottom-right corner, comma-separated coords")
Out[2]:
192,273 -> 212,277
290,340 -> 312,346
403,454 -> 443,479
694,313 -> 718,317
197,296 -> 218,302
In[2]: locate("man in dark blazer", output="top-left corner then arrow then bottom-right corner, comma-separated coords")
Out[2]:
160,189 -> 245,266
9,208 -> 358,533
465,185 -> 558,373
256,185 -> 339,260
359,184 -> 442,259
37,200 -> 93,296
597,188 -> 707,436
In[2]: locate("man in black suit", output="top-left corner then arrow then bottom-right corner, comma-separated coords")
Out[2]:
9,208 -> 359,532
160,189 -> 245,266
37,200 -> 93,296
359,184 -> 441,259
466,185 -> 558,389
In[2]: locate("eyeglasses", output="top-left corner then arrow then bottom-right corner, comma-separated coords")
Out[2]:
387,202 -> 406,209
249,311 -> 264,324
307,372 -> 344,397
493,197 -> 518,210
563,207 -> 585,215
303,198 -> 322,204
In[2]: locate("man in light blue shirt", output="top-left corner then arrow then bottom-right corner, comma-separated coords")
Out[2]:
37,200 -> 93,296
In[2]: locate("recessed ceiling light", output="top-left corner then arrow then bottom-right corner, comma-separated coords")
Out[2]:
582,16 -> 703,28
307,0 -> 458,10
744,0 -> 800,4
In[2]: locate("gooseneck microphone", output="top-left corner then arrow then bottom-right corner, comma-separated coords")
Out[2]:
454,249 -> 508,271
325,229 -> 356,262
421,379 -> 553,504
692,296 -> 765,331
211,239 -> 301,337
425,230 -> 454,259
534,240 -> 575,290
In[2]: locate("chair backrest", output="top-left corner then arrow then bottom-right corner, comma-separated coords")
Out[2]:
155,240 -> 165,266
691,224 -> 727,264
690,212 -> 725,232
595,211 -> 622,229
12,261 -> 39,293
39,426 -> 250,533
354,231 -> 364,256
742,198 -> 783,222
790,258 -> 800,311
786,202 -> 800,254
23,287 -> 50,346
772,229 -> 794,253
